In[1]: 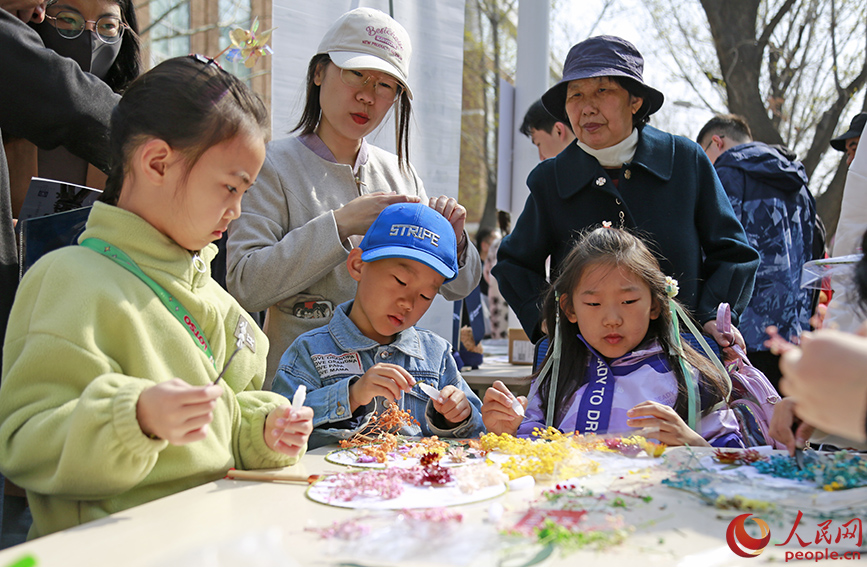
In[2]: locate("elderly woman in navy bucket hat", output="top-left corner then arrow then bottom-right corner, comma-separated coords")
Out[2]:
493,36 -> 759,349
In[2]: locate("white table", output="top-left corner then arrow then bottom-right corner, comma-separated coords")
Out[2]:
0,446 -> 855,567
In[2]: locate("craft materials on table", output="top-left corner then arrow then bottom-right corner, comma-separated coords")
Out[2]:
326,438 -> 486,468
662,446 -> 867,517
306,460 -> 508,510
480,428 -> 666,481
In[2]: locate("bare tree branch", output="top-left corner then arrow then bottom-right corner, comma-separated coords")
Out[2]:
757,0 -> 797,49
139,0 -> 189,38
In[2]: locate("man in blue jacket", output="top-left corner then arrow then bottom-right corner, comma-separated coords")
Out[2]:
699,114 -> 816,389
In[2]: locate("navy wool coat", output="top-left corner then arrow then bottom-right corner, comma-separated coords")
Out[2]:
493,125 -> 760,342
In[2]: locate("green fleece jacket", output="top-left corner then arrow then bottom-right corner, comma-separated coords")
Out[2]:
0,202 -> 303,539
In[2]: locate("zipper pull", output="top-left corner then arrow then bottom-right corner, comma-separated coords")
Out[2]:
192,252 -> 207,274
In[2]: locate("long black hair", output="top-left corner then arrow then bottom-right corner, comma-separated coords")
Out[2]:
291,54 -> 413,171
533,226 -> 729,426
100,56 -> 269,204
103,0 -> 141,93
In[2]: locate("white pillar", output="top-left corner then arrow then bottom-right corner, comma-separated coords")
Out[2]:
509,0 -> 550,216
507,0 -> 550,329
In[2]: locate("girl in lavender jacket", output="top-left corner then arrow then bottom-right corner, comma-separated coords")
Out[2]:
482,226 -> 742,448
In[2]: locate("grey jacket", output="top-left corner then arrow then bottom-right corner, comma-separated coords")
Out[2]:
227,137 -> 481,382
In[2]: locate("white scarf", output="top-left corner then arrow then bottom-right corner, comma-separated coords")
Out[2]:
576,128 -> 639,167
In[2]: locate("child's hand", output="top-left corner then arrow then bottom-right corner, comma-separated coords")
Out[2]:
265,405 -> 313,457
769,397 -> 814,456
702,320 -> 746,355
431,385 -> 472,426
349,363 -> 416,411
137,378 -> 223,445
481,380 -> 526,435
626,401 -> 709,447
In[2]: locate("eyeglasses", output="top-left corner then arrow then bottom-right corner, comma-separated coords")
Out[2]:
704,135 -> 724,152
45,5 -> 128,45
339,67 -> 403,103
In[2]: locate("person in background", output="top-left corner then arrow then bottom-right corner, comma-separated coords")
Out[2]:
483,226 -> 741,448
697,114 -> 815,389
272,203 -> 485,448
0,56 -> 313,540
832,112 -> 864,168
519,98 -> 575,161
2,0 -> 44,21
494,36 -> 759,352
227,8 -> 481,382
5,0 -> 141,215
0,1 -> 119,370
0,1 -> 124,545
823,112 -> 866,332
474,226 -> 501,298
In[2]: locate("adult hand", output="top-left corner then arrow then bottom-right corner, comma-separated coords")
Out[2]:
348,363 -> 415,411
626,400 -> 709,447
432,385 -> 472,426
779,328 -> 867,443
428,196 -> 468,255
768,397 -> 814,456
1,0 -> 45,22
702,320 -> 746,354
333,192 -> 421,242
481,380 -> 526,435
137,378 -> 223,445
264,405 -> 314,457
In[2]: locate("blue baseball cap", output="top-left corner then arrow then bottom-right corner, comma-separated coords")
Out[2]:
359,203 -> 458,282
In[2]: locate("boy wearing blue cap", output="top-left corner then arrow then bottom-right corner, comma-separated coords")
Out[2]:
272,203 -> 485,448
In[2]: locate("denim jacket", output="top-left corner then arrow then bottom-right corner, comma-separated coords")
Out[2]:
272,301 -> 485,448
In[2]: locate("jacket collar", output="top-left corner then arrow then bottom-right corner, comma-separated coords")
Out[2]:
329,301 -> 425,359
554,125 -> 674,200
576,334 -> 665,368
80,202 -> 218,289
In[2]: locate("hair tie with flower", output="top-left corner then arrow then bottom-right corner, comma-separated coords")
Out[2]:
664,276 -> 679,298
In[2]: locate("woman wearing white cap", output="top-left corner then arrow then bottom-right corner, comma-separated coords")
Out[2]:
227,8 -> 480,382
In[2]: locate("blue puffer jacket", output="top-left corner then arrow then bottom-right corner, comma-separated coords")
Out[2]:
713,141 -> 815,351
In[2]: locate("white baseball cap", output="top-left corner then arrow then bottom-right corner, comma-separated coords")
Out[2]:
317,7 -> 413,99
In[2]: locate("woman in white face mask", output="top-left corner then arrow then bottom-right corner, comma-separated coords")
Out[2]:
4,0 -> 140,210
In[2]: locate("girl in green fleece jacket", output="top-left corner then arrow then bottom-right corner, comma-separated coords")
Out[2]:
0,56 -> 313,539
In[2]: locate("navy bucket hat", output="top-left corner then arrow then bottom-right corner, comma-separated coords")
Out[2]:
541,35 -> 664,126
830,112 -> 866,151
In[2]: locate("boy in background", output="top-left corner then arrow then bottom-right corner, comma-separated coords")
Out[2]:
520,98 -> 575,161
272,203 -> 485,448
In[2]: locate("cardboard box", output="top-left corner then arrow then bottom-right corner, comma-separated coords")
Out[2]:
508,328 -> 535,365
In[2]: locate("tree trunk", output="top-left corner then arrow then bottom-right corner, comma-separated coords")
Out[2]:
816,156 -> 849,240
700,0 -> 784,146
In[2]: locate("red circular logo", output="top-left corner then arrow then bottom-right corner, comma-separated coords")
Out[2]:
726,513 -> 771,557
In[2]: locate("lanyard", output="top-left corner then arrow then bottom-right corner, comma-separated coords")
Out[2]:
80,238 -> 217,370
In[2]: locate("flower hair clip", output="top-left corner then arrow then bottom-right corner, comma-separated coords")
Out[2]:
664,276 -> 679,298
601,221 -> 613,229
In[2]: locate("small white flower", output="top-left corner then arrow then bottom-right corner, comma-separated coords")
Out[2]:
664,276 -> 679,298
602,220 -> 612,228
